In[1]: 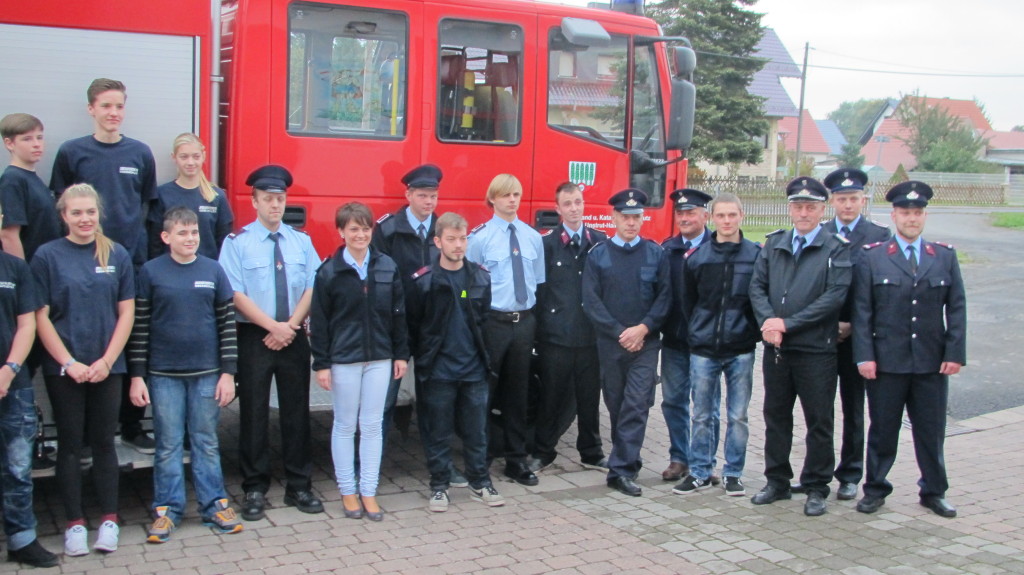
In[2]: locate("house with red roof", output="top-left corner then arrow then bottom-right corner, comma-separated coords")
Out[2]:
777,110 -> 833,167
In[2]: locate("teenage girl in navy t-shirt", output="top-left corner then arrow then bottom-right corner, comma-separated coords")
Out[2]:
31,183 -> 135,556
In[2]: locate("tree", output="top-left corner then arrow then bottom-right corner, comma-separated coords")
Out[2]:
1013,125 -> 1024,132
647,0 -> 768,165
834,143 -> 865,169
895,94 -> 988,173
827,98 -> 889,143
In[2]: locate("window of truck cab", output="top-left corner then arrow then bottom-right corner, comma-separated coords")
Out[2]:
436,19 -> 523,144
287,2 -> 408,139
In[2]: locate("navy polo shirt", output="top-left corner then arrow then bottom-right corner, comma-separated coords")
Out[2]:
0,252 -> 44,390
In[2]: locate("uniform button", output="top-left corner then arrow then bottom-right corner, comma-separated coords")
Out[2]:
551,308 -> 556,313
912,317 -> 917,322
556,261 -> 562,266
912,299 -> 917,305
912,333 -> 917,339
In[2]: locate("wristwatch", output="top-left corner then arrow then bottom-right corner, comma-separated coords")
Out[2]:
5,361 -> 21,375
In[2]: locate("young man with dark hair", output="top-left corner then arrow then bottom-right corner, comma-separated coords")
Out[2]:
1,113 -> 61,262
50,78 -> 159,453
407,212 -> 503,512
128,207 -> 242,543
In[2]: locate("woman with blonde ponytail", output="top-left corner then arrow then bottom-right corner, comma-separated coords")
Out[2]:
30,183 -> 135,556
147,133 -> 233,259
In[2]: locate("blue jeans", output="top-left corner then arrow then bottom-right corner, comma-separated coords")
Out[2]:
420,378 -> 491,492
149,373 -> 228,523
329,360 -> 390,496
689,352 -> 755,480
660,347 -> 692,465
0,387 -> 38,550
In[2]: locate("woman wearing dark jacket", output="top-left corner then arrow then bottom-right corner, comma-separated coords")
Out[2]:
310,203 -> 408,521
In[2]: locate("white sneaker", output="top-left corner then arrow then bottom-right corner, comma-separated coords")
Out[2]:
428,490 -> 450,513
64,525 -> 89,556
94,520 -> 119,553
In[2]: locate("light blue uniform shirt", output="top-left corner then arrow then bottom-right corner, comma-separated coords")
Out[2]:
834,215 -> 862,237
342,247 -> 369,280
793,224 -> 823,253
894,234 -> 923,265
405,210 -> 433,235
467,215 -> 545,312
218,219 -> 321,323
610,234 -> 641,248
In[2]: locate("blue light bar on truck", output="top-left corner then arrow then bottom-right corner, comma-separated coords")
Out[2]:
610,0 -> 644,16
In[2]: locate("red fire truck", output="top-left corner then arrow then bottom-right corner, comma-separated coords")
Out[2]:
2,0 -> 694,251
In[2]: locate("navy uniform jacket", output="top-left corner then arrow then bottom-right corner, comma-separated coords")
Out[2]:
535,225 -> 606,347
852,238 -> 966,374
370,206 -> 438,284
749,227 -> 853,354
582,238 -> 671,344
822,217 -> 891,322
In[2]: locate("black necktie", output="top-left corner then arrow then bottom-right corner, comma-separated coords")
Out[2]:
793,235 -> 807,261
907,245 -> 918,275
683,240 -> 692,251
570,233 -> 580,254
509,224 -> 528,305
417,223 -> 426,240
270,232 -> 289,322
840,225 -> 851,238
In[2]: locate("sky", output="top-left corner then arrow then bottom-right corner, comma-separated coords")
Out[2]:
540,0 -> 1024,131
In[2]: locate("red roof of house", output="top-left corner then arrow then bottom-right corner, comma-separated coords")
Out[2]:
778,110 -> 831,154
860,117 -> 917,172
908,97 -> 993,132
983,130 -> 1024,150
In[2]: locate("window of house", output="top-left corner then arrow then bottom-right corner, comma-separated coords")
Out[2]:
547,30 -> 628,149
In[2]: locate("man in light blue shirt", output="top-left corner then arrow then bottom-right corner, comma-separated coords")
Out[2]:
466,173 -> 544,486
218,165 -> 323,521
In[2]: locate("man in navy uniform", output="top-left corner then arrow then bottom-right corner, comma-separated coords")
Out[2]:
852,181 -> 965,518
748,177 -> 852,516
531,181 -> 607,472
794,168 -> 890,501
582,189 -> 671,497
659,188 -> 711,483
218,165 -> 324,521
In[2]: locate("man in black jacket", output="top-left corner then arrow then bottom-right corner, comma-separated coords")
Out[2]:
852,182 -> 965,518
531,182 -> 608,472
406,212 -> 503,513
748,177 -> 852,516
582,189 -> 671,497
672,193 -> 761,498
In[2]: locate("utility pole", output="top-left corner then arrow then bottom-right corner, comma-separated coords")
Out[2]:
794,42 -> 809,175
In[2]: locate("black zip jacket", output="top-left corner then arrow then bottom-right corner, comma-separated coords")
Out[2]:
682,232 -> 762,359
535,225 -> 607,347
749,226 -> 853,354
310,247 -> 409,370
370,205 -> 438,283
405,256 -> 493,383
661,228 -> 710,350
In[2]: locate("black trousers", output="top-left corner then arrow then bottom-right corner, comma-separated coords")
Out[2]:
534,342 -> 604,462
236,323 -> 312,493
761,349 -> 837,496
597,340 -> 658,481
483,312 -> 535,463
834,339 -> 866,484
864,371 -> 949,499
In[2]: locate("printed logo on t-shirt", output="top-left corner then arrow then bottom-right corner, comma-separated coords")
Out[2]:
198,206 -> 218,214
194,281 -> 216,289
95,266 -> 117,274
0,282 -> 15,290
119,166 -> 139,175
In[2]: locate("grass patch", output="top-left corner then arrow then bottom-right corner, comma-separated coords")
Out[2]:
737,224 -> 784,245
991,212 -> 1024,229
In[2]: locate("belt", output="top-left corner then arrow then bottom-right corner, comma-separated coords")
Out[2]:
490,309 -> 532,323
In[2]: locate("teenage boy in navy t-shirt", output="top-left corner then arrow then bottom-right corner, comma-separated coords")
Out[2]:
50,78 -> 158,452
1,114 -> 61,262
127,207 -> 242,543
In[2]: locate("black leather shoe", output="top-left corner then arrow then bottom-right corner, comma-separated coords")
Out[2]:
608,476 -> 642,497
837,482 -> 858,500
7,539 -> 59,568
504,462 -> 539,486
856,495 -> 886,514
790,483 -> 807,494
920,496 -> 957,518
284,490 -> 324,514
751,485 -> 792,505
804,491 -> 827,516
580,456 -> 609,472
241,491 -> 266,521
527,455 -> 555,473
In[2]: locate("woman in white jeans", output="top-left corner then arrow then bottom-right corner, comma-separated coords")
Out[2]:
310,202 -> 408,521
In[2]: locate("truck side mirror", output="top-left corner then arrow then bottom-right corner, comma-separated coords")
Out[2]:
666,46 -> 696,151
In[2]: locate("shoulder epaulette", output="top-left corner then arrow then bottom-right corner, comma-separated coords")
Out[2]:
766,228 -> 785,237
870,219 -> 889,229
684,246 -> 698,258
863,241 -> 885,250
934,241 -> 955,250
470,223 -> 487,234
226,228 -> 247,240
542,228 -> 554,236
411,266 -> 432,280
377,213 -> 394,225
833,233 -> 850,244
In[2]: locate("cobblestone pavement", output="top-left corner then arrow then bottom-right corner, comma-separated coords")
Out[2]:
15,346 -> 1024,575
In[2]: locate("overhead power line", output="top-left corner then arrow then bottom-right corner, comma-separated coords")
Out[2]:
694,49 -> 1024,78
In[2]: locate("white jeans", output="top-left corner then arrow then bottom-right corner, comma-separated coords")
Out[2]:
329,360 -> 391,496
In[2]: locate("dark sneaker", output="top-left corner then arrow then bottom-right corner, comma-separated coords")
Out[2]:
122,432 -> 156,454
429,490 -> 450,513
469,485 -> 505,507
284,490 -> 324,514
241,491 -> 266,521
449,466 -> 469,488
203,498 -> 243,534
672,474 -> 711,495
7,539 -> 59,568
724,476 -> 746,497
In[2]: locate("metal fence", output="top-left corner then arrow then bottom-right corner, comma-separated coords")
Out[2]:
691,175 -> 1008,228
